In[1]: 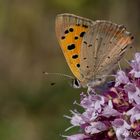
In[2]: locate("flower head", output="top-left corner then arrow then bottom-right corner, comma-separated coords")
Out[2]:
64,53 -> 140,140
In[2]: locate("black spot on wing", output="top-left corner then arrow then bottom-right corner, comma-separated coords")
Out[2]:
72,54 -> 78,59
61,36 -> 65,39
67,44 -> 76,50
88,44 -> 92,47
82,24 -> 88,28
69,28 -> 74,32
83,41 -> 87,44
64,30 -> 69,34
76,24 -> 80,26
80,32 -> 85,37
131,36 -> 134,40
74,36 -> 78,40
76,64 -> 80,68
94,56 -> 97,60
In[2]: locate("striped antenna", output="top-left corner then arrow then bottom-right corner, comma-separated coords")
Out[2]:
43,71 -> 74,79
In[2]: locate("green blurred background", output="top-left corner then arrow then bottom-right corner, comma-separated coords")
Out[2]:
0,0 -> 140,140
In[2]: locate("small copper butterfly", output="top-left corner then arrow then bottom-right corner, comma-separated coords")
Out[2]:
55,13 -> 134,89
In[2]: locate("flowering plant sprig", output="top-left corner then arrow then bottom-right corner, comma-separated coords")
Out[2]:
64,53 -> 140,140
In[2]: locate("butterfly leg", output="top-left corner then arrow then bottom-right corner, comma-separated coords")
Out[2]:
87,86 -> 96,94
117,61 -> 122,70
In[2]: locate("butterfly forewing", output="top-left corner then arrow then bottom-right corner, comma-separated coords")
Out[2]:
80,21 -> 134,82
55,13 -> 94,81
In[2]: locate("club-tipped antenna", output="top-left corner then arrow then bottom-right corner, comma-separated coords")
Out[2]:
43,71 -> 74,80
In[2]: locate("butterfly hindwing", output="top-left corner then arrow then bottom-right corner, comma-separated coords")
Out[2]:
55,13 -> 94,81
80,21 -> 134,81
93,21 -> 134,76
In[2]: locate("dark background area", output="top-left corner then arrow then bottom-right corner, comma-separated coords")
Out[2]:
0,0 -> 140,140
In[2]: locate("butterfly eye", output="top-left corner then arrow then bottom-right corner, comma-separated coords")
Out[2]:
72,79 -> 81,88
97,77 -> 106,84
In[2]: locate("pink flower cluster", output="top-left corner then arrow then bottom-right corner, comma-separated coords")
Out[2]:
65,53 -> 140,140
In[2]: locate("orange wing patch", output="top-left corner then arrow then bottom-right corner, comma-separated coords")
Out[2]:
58,25 -> 89,80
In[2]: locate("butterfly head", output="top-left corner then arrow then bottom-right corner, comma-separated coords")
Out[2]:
72,78 -> 81,88
87,76 -> 106,88
72,76 -> 106,89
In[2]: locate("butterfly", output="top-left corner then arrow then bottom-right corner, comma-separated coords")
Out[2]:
55,13 -> 134,89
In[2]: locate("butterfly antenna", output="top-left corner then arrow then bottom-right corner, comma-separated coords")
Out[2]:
43,71 -> 74,80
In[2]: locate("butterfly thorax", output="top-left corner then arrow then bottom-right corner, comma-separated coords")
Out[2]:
80,75 -> 106,88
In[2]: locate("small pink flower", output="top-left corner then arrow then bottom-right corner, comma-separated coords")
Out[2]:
70,111 -> 85,126
130,53 -> 140,78
85,121 -> 108,134
115,70 -> 130,86
66,134 -> 89,140
126,105 -> 140,123
101,100 -> 121,118
125,84 -> 140,104
112,119 -> 131,140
